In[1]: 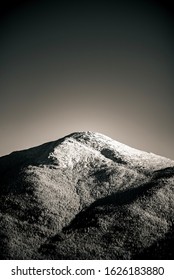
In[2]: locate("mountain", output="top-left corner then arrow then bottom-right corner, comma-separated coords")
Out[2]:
0,131 -> 174,259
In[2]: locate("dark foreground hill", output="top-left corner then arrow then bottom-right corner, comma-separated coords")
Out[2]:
0,131 -> 174,259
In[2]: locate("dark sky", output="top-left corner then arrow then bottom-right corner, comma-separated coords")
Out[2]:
0,0 -> 174,159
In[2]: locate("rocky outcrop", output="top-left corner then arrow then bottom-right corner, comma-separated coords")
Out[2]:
0,131 -> 174,259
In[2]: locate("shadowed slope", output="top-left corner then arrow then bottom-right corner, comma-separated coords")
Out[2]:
39,167 -> 174,259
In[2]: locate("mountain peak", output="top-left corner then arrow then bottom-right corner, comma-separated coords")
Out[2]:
0,132 -> 174,259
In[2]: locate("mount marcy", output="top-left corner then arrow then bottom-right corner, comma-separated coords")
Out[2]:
0,131 -> 174,259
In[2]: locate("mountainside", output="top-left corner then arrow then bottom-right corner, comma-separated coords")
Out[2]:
0,131 -> 174,259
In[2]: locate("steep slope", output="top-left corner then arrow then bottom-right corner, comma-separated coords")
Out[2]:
0,131 -> 174,259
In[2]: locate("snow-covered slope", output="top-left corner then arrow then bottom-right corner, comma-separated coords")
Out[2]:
0,131 -> 174,259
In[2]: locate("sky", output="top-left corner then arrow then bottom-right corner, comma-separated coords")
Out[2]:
0,0 -> 174,159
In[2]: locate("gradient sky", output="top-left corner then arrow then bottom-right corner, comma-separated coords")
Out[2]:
0,0 -> 174,159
